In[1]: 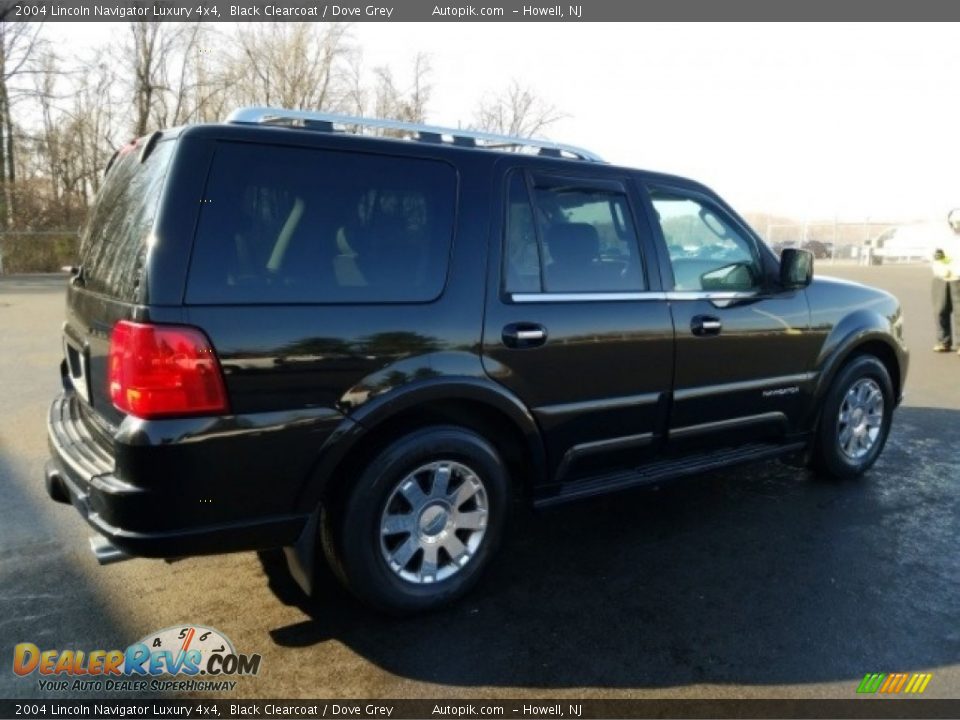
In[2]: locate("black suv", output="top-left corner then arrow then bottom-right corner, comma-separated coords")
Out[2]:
46,108 -> 908,614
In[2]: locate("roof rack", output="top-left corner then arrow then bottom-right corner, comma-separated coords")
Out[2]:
224,107 -> 605,163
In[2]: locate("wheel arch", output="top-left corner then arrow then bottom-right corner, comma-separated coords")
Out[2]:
294,377 -> 547,515
807,311 -> 906,430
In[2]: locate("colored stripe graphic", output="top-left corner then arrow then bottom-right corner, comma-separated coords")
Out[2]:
882,673 -> 908,693
857,672 -> 932,694
857,673 -> 886,693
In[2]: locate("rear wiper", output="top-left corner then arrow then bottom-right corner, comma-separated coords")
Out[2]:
65,264 -> 85,287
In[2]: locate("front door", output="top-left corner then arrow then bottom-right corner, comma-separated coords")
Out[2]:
644,183 -> 819,449
482,167 -> 675,487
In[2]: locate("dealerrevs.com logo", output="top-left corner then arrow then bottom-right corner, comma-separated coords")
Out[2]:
13,625 -> 261,692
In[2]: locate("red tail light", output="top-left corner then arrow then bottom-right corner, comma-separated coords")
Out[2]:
108,321 -> 228,419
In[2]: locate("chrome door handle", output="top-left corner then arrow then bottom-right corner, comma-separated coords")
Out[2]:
516,329 -> 545,341
691,315 -> 722,336
502,323 -> 548,348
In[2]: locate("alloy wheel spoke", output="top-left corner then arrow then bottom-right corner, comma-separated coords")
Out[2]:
430,464 -> 453,498
450,477 -> 479,508
455,509 -> 486,531
839,425 -> 853,450
388,537 -> 419,570
440,533 -> 467,563
420,544 -> 440,582
399,478 -> 428,509
382,513 -> 414,536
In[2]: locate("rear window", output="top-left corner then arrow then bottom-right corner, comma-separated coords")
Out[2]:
79,138 -> 175,301
186,143 -> 457,304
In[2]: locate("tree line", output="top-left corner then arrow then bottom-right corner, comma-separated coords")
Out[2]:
0,19 -> 563,234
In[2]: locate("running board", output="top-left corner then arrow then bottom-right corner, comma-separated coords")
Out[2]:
535,441 -> 807,507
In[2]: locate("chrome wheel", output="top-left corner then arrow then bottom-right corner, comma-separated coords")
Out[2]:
837,378 -> 884,460
379,461 -> 489,585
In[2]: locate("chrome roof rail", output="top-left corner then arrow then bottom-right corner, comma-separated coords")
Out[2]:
224,107 -> 605,163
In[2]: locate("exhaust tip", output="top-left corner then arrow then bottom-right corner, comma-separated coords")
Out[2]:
44,462 -> 71,505
88,535 -> 131,565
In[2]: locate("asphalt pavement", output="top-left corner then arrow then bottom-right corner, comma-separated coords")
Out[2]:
0,264 -> 957,700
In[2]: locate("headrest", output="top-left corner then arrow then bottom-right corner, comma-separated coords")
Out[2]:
546,223 -> 600,266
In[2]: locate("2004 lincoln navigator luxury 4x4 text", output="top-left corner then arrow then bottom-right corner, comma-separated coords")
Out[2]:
45,108 -> 908,613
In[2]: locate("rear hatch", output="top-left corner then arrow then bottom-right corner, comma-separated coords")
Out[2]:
62,134 -> 177,431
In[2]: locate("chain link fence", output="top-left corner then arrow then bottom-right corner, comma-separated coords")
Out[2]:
0,231 -> 79,274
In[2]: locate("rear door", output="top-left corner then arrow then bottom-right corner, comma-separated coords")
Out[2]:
482,165 -> 675,486
643,182 -> 818,448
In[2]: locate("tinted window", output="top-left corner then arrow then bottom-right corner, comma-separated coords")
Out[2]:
503,172 -> 645,293
649,189 -> 761,291
503,173 -> 540,293
79,138 -> 175,301
187,143 -> 456,304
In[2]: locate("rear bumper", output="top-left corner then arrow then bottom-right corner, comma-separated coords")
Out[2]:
45,391 -> 338,558
44,457 -> 307,558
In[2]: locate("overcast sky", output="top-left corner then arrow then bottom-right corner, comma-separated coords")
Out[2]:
48,22 -> 960,223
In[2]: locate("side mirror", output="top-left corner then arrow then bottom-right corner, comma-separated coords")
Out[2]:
780,248 -> 813,289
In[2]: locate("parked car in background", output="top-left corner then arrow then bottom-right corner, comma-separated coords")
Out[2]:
769,240 -> 799,255
801,240 -> 832,259
871,224 -> 937,264
768,239 -> 831,259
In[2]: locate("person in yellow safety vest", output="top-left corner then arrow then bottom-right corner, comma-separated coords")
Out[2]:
931,208 -> 960,353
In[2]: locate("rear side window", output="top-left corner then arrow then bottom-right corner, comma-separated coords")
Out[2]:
504,171 -> 645,294
187,143 -> 457,304
79,139 -> 175,301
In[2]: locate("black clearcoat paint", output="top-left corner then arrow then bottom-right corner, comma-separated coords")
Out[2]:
45,121 -> 908,558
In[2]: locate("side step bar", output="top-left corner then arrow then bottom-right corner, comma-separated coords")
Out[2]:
89,535 -> 132,565
536,441 -> 807,507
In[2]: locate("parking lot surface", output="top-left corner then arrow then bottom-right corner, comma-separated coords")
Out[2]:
1,264 -> 957,699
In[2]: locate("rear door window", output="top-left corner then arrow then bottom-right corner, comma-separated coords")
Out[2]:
503,171 -> 646,294
79,138 -> 175,301
186,143 -> 457,304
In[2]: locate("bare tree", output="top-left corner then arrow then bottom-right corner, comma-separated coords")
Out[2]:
152,22 -> 202,127
227,23 -> 353,111
127,21 -> 162,136
29,49 -> 118,226
372,53 -> 432,124
68,58 -> 120,201
0,20 -> 44,226
123,20 -> 209,136
473,80 -> 564,137
344,51 -> 367,117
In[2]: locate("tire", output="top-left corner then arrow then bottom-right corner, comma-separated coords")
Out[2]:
322,425 -> 508,615
812,355 -> 894,479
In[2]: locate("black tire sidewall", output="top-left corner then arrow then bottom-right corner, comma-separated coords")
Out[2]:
816,355 -> 894,479
331,425 -> 508,615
